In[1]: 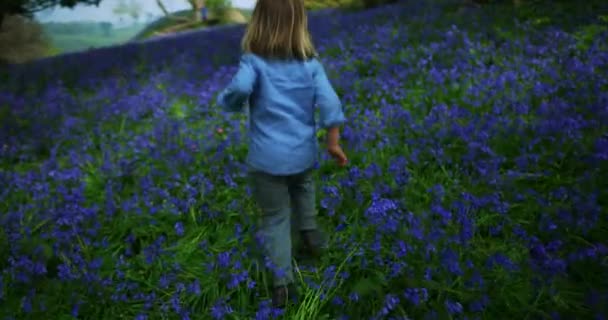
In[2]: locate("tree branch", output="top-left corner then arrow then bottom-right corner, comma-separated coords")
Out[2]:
0,0 -> 102,20
155,0 -> 170,16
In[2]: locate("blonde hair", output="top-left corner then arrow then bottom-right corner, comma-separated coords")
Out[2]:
241,0 -> 316,60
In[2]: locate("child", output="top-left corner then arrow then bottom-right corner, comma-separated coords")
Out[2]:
216,0 -> 348,308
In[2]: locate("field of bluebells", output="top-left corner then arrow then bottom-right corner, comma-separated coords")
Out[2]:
1,1 -> 608,319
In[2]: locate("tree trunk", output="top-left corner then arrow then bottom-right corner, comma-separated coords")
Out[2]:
186,0 -> 200,21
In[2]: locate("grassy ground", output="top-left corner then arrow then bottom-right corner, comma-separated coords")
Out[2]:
45,24 -> 147,54
41,6 -> 252,55
1,0 -> 608,319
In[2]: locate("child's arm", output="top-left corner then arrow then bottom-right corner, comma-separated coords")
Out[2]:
312,59 -> 345,129
217,55 -> 256,112
312,59 -> 348,166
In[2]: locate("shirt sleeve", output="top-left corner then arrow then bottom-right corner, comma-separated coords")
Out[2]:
312,59 -> 345,128
216,54 -> 256,113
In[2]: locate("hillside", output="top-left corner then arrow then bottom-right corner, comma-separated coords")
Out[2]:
133,8 -> 251,40
42,22 -> 148,54
38,8 -> 251,55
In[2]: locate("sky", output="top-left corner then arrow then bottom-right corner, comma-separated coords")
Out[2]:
35,0 -> 256,23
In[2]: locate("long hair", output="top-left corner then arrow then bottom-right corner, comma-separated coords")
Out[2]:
241,0 -> 316,60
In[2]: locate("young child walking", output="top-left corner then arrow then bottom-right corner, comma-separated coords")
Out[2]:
216,0 -> 348,308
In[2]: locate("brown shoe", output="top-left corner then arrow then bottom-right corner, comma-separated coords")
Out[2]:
272,283 -> 298,308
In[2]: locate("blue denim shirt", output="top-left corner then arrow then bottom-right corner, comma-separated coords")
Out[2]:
217,53 -> 345,175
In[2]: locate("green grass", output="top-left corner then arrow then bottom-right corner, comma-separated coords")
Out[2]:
45,24 -> 147,54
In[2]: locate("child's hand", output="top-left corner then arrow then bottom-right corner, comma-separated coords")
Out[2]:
328,144 -> 348,167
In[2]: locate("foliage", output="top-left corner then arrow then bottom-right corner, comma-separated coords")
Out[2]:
112,0 -> 142,22
0,15 -> 51,64
0,0 -> 102,28
206,0 -> 230,11
206,0 -> 231,20
1,1 -> 608,319
573,17 -> 608,51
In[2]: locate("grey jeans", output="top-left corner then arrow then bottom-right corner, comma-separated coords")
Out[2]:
248,168 -> 318,287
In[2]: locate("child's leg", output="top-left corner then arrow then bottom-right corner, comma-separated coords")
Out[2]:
288,169 -> 328,256
287,169 -> 317,231
248,170 -> 294,287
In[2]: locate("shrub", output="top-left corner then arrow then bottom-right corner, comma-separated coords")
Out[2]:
0,15 -> 51,64
207,0 -> 231,18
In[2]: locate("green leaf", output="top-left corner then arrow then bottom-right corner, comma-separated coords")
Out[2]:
351,274 -> 385,297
